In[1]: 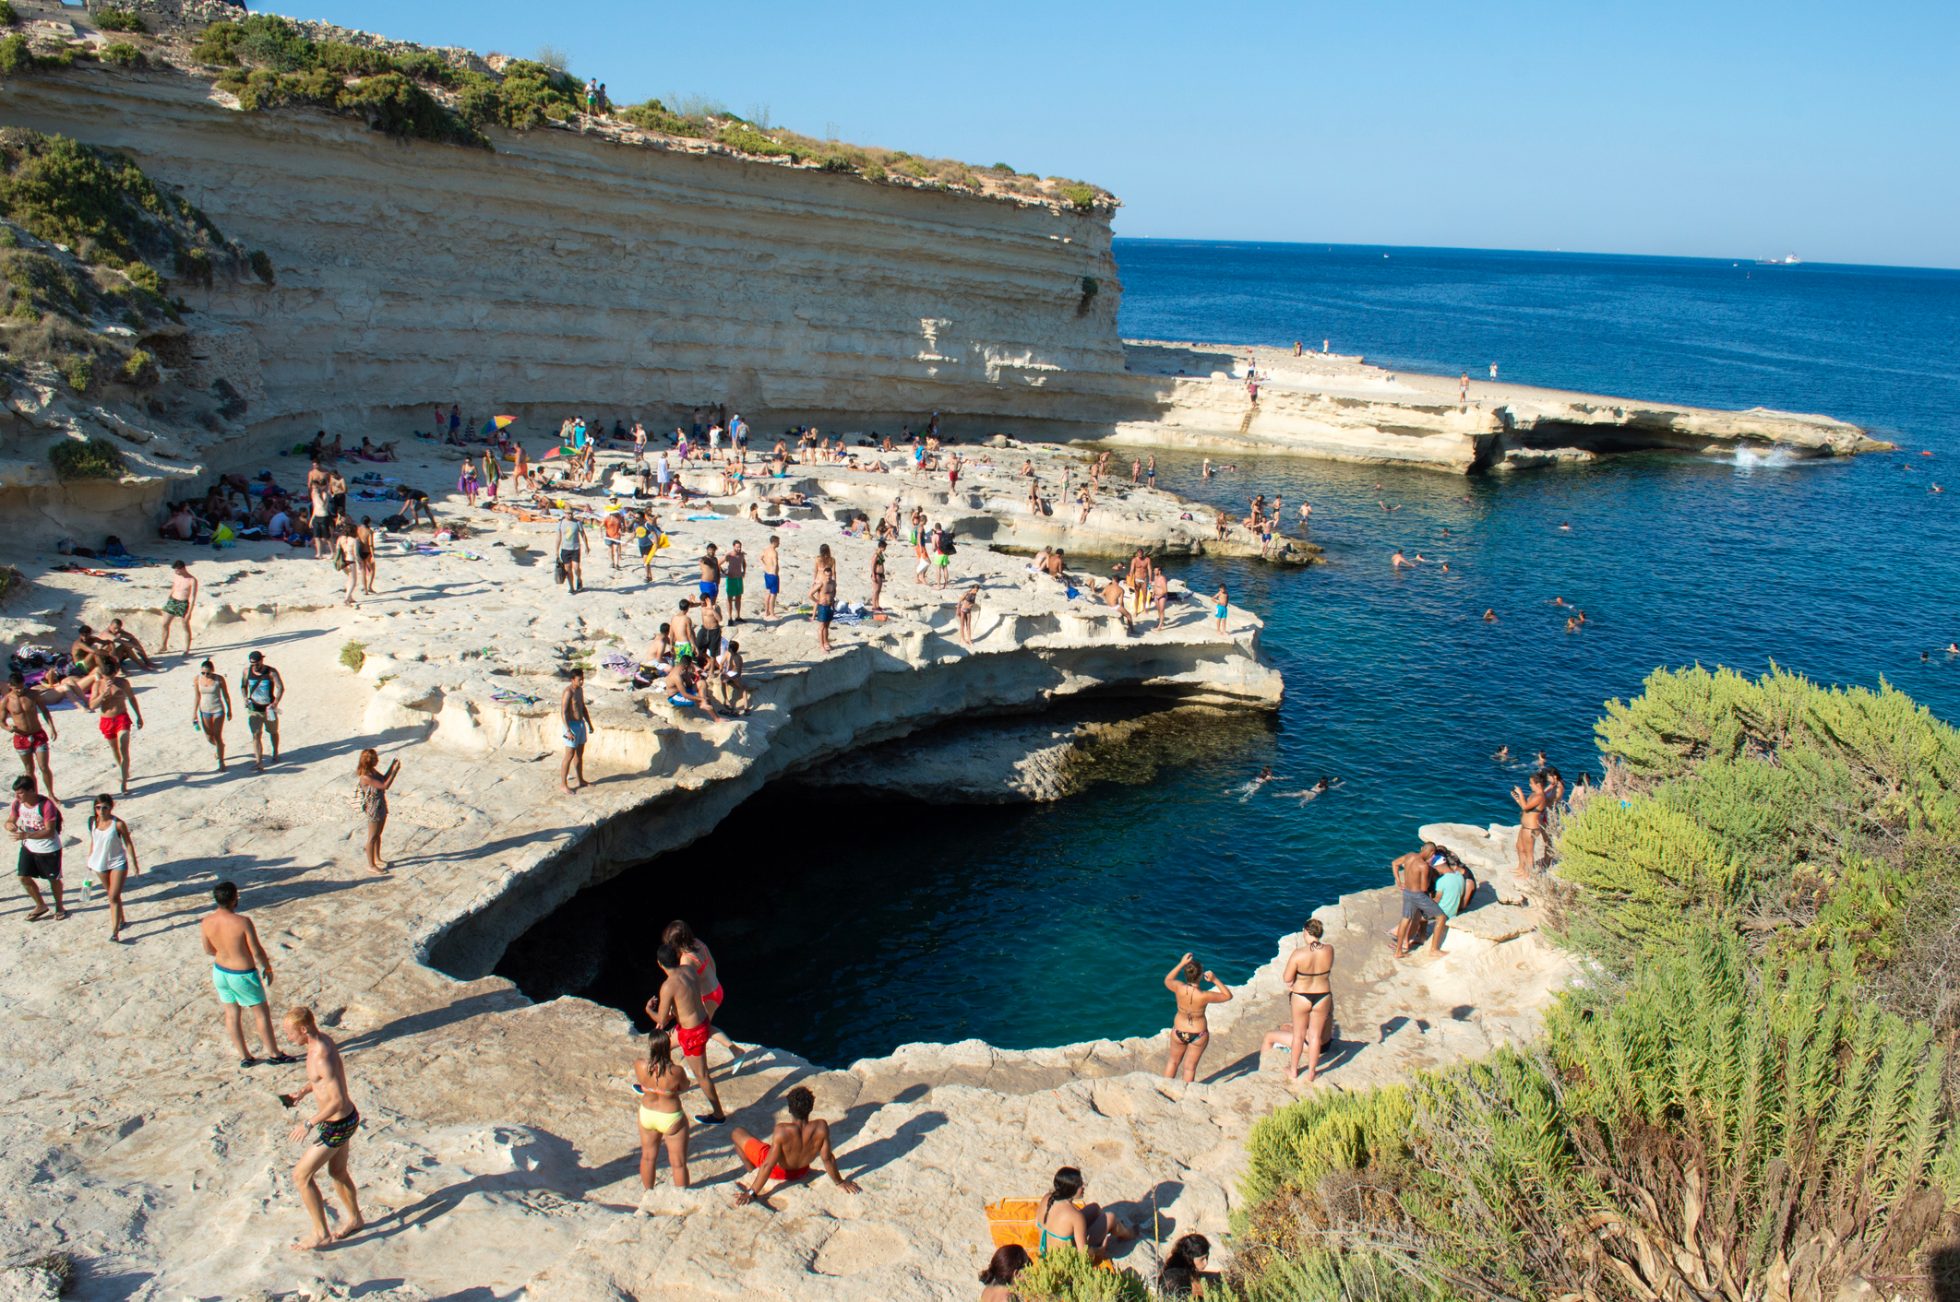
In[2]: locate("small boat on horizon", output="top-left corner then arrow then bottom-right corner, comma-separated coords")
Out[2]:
1754,253 -> 1802,265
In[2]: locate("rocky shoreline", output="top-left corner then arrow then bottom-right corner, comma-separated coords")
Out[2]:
0,426 -> 1582,1299
1110,340 -> 1884,471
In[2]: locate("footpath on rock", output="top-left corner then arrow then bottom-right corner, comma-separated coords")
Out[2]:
0,434 -> 1569,1301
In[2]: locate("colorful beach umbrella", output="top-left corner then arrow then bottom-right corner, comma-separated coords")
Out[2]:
540,446 -> 563,459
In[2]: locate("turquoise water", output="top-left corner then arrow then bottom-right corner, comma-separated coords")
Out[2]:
501,244 -> 1960,1065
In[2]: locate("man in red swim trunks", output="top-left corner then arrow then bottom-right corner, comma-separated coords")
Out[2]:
646,942 -> 727,1124
86,656 -> 143,795
731,1085 -> 861,1207
3,672 -> 58,800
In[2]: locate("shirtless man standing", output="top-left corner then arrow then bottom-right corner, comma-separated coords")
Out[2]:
666,599 -> 698,665
697,544 -> 721,607
308,468 -> 334,561
1390,843 -> 1449,958
730,1085 -> 861,1207
560,667 -> 592,794
3,672 -> 57,798
761,535 -> 782,619
723,541 -> 747,624
280,1006 -> 365,1251
646,943 -> 727,1124
200,881 -> 296,1066
159,561 -> 198,656
87,656 -> 143,794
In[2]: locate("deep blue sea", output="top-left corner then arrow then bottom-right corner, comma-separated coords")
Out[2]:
504,244 -> 1960,1065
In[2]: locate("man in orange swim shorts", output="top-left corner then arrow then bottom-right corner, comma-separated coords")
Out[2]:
730,1086 -> 862,1206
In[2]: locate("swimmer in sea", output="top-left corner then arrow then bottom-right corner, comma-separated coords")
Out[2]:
1391,550 -> 1417,569
1492,745 -> 1510,763
1558,522 -> 1572,531
1551,596 -> 1569,607
1278,777 -> 1338,806
1482,608 -> 1497,622
1236,767 -> 1276,802
1565,616 -> 1581,633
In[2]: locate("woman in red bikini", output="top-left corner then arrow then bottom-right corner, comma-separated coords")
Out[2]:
662,919 -> 751,1073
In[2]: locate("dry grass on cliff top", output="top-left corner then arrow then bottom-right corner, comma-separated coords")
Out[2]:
9,2 -> 1112,212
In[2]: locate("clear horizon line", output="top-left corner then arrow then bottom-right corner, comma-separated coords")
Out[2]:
1109,236 -> 1960,276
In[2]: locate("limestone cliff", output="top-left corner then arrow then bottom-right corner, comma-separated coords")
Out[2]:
0,62 -> 1142,502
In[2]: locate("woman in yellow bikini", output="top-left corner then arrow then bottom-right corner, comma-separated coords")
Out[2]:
632,1029 -> 694,1190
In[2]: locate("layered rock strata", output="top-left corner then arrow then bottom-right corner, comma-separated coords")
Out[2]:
1110,341 -> 1883,471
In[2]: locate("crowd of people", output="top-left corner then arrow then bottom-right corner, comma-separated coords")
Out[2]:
14,399 -> 1581,1289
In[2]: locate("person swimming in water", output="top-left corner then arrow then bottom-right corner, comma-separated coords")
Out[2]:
1236,767 -> 1276,801
1277,777 -> 1338,806
1492,745 -> 1510,763
1482,608 -> 1497,622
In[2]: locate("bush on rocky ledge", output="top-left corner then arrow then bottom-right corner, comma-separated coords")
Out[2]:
0,128 -> 245,398
48,435 -> 124,479
176,17 -> 1113,206
1221,669 -> 1960,1302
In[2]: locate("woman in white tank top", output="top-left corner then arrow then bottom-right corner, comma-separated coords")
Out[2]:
86,794 -> 140,943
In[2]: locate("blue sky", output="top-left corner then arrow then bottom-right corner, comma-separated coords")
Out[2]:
267,0 -> 1958,268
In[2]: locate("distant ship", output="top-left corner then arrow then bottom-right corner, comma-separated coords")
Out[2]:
1754,253 -> 1802,265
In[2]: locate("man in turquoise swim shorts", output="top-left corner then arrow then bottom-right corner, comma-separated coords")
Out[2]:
199,880 -> 297,1068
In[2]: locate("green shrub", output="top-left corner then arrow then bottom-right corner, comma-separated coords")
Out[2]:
1230,939 -> 1956,1301
48,435 -> 123,479
339,641 -> 366,671
619,100 -> 686,135
337,71 -> 465,143
0,32 -> 33,74
118,346 -> 155,385
0,3 -> 15,28
716,122 -> 794,159
248,249 -> 274,283
1059,182 -> 1098,211
62,353 -> 95,393
1012,1246 -> 1148,1302
173,246 -> 212,286
235,16 -> 311,71
0,129 -> 187,266
99,42 -> 141,68
1558,666 -> 1960,972
991,161 -> 1017,174
94,7 -> 145,33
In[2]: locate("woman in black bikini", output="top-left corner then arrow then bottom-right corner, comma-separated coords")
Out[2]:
1261,918 -> 1336,1083
1161,953 -> 1233,1083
